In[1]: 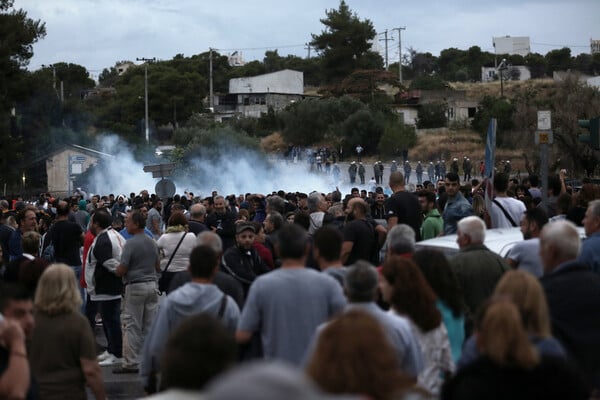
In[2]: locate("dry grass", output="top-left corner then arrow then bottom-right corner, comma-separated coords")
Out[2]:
450,79 -> 557,100
412,128 -> 525,170
260,132 -> 286,152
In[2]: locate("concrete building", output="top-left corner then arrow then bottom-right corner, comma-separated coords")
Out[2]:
25,144 -> 113,197
591,39 -> 600,55
493,36 -> 531,57
394,90 -> 478,128
213,69 -> 308,121
481,65 -> 531,82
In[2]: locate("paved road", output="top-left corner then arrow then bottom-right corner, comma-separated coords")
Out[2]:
89,324 -> 145,399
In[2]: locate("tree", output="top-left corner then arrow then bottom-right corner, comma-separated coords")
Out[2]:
409,74 -> 448,90
310,0 -> 382,83
416,102 -> 447,129
0,0 -> 46,185
545,47 -> 572,75
524,53 -> 547,79
378,118 -> 416,157
471,96 -> 515,146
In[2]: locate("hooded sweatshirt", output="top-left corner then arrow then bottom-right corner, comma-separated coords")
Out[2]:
140,282 -> 240,385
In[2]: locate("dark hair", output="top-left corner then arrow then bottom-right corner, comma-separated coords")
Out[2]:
189,245 -> 219,279
548,175 -> 562,195
494,172 -> 509,193
412,249 -> 464,318
168,211 -> 188,227
266,212 -> 284,231
555,192 -> 572,214
94,208 -> 113,229
445,172 -> 460,183
0,282 -> 32,312
293,212 -> 310,231
381,257 -> 442,332
417,190 -> 436,205
351,200 -> 368,216
524,207 -> 548,229
16,207 -> 36,226
130,210 -> 146,229
277,224 -> 307,259
529,175 -> 540,187
313,226 -> 343,262
160,314 -> 236,391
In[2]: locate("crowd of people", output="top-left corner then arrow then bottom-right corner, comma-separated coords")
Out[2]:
0,165 -> 600,399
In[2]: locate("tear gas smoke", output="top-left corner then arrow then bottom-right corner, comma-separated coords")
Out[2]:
83,135 -> 358,198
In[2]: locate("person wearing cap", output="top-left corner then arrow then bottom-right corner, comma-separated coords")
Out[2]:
403,161 -> 412,185
390,160 -> 398,173
237,224 -> 346,365
347,162 -> 357,184
415,161 -> 423,185
221,222 -> 269,296
428,162 -> 435,182
357,162 -> 365,185
451,158 -> 459,175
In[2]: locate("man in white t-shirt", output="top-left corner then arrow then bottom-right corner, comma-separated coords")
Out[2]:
506,207 -> 549,277
488,173 -> 526,228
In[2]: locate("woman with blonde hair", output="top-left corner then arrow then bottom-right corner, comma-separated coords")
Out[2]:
30,263 -> 106,400
457,270 -> 565,369
305,309 -> 414,400
442,299 -> 588,399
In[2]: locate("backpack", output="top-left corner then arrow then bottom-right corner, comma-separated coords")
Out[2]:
41,230 -> 56,262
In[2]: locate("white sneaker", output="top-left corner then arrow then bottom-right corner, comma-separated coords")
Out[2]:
98,354 -> 122,366
97,350 -> 110,362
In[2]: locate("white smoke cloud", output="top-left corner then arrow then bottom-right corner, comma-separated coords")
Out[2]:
85,135 -> 357,198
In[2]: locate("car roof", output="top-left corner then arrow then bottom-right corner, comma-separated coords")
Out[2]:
415,226 -> 587,258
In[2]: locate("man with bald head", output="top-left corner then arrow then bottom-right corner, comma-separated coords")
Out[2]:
385,171 -> 421,241
539,220 -> 600,393
187,203 -> 209,235
341,197 -> 376,266
450,216 -> 508,318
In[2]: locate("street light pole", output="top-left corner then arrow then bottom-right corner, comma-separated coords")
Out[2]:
392,27 -> 406,84
136,57 -> 156,144
209,48 -> 214,110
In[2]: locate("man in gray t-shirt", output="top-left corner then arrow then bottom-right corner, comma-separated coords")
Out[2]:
115,210 -> 160,373
236,224 -> 346,365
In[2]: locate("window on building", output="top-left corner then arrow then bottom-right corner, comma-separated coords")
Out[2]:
468,107 -> 476,118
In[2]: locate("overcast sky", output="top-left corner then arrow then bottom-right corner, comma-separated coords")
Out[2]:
16,0 -> 600,79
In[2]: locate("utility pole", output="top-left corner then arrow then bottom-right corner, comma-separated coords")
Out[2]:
379,30 -> 393,70
209,48 -> 214,110
136,57 -> 156,144
392,27 -> 406,84
304,43 -> 312,59
42,64 -> 60,101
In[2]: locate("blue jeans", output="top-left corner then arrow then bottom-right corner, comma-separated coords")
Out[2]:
71,264 -> 86,313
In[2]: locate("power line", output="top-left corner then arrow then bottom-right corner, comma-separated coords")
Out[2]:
214,43 -> 306,52
531,41 -> 589,48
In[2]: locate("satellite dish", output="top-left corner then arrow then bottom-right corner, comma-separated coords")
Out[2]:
155,178 -> 176,199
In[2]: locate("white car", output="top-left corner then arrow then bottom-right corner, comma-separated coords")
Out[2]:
415,226 -> 587,257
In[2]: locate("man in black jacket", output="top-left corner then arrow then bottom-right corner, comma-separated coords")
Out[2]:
540,220 -> 600,394
221,223 -> 269,296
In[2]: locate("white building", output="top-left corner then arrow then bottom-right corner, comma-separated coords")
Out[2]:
591,39 -> 600,55
481,65 -> 531,82
493,36 -> 531,57
214,70 -> 307,120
